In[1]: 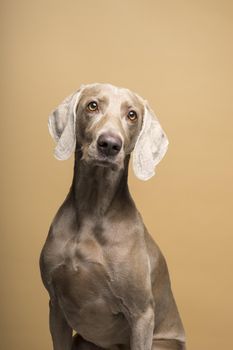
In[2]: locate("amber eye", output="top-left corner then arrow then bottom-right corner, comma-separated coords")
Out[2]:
87,101 -> 98,112
127,110 -> 138,121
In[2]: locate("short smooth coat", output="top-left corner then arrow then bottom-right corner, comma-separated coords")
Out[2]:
40,83 -> 186,350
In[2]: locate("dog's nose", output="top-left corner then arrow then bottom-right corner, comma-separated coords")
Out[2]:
97,133 -> 122,157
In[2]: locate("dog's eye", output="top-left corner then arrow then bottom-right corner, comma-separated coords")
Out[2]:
127,110 -> 138,121
87,101 -> 98,112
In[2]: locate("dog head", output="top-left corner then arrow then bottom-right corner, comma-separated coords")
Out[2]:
48,83 -> 168,181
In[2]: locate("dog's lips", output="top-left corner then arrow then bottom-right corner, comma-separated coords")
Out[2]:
85,152 -> 121,170
84,147 -> 123,170
93,156 -> 118,168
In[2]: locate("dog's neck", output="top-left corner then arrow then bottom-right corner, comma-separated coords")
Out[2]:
70,149 -> 134,219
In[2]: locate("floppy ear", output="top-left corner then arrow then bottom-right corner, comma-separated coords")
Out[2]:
132,102 -> 169,181
48,89 -> 82,160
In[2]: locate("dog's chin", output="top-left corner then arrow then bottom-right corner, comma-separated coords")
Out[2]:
84,154 -> 123,171
94,160 -> 119,171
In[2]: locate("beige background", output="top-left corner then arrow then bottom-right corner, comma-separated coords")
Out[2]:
1,0 -> 233,349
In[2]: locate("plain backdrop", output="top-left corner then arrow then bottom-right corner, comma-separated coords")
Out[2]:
1,1 -> 233,349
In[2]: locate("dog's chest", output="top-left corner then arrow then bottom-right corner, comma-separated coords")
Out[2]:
51,234 -> 107,287
42,218 -> 152,346
47,234 -> 131,345
49,233 -> 118,309
47,221 -> 149,304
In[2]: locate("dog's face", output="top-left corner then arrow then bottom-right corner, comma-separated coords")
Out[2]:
48,83 -> 169,180
75,84 -> 144,170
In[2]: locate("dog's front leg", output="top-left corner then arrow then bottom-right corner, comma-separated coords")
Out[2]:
130,306 -> 154,350
49,299 -> 73,350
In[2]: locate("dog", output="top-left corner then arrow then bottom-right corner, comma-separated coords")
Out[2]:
40,83 -> 186,350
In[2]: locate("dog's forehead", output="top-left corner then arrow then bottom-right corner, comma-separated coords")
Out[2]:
81,83 -> 144,108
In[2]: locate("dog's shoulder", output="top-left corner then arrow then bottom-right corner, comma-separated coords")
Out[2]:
143,227 -> 170,286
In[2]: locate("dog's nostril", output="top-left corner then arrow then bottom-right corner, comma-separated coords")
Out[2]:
98,140 -> 108,148
97,133 -> 122,156
113,144 -> 120,151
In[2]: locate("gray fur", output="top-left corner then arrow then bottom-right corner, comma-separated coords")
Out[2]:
40,84 -> 186,350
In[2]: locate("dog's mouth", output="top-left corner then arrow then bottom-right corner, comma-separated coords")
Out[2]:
89,155 -> 121,171
83,150 -> 123,170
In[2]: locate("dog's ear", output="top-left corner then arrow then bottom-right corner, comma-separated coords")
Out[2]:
132,102 -> 169,181
48,89 -> 83,160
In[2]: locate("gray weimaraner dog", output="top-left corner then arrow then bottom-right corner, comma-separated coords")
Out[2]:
40,83 -> 186,350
